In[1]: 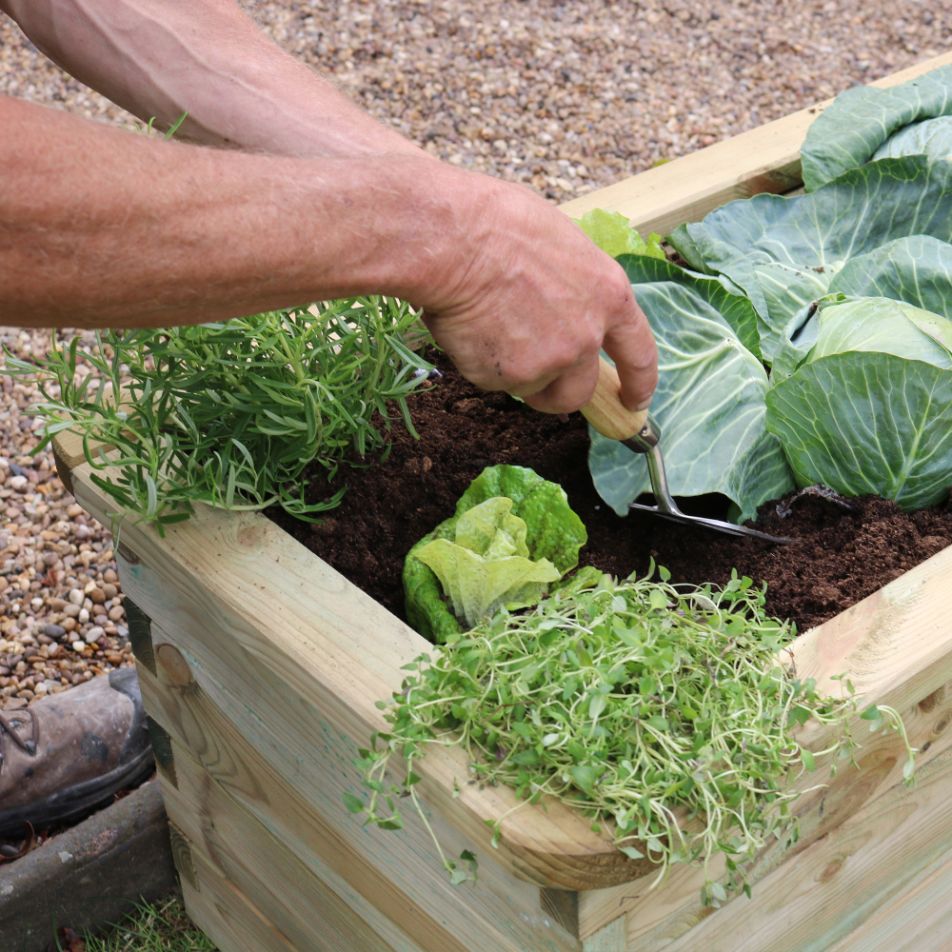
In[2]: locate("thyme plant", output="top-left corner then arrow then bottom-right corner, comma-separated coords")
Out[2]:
352,567 -> 913,901
6,297 -> 432,529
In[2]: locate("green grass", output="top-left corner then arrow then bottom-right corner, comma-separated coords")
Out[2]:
81,896 -> 216,952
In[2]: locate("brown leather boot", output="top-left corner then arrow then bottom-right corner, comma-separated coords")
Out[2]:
0,668 -> 153,836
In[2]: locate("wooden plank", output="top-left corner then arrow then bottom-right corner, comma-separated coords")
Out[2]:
175,840 -> 295,952
162,737 -> 410,952
581,917 -> 626,952
136,623 -> 579,952
180,847 -> 296,952
579,544 -> 952,940
136,653 -> 458,952
658,746 -> 952,950
559,50 -> 952,233
829,851 -> 952,952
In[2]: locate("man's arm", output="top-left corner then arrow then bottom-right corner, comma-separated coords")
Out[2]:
0,1 -> 657,414
0,0 -> 422,157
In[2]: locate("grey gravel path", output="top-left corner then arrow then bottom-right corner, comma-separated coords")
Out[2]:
1,1 -> 948,704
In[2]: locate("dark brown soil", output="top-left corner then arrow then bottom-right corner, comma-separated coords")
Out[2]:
270,352 -> 952,634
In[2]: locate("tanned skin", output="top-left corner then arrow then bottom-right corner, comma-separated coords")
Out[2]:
0,0 -> 657,414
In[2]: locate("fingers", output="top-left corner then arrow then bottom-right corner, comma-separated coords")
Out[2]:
522,353 -> 600,415
602,290 -> 658,411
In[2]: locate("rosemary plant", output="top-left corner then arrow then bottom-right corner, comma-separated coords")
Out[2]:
352,567 -> 914,901
5,297 -> 433,529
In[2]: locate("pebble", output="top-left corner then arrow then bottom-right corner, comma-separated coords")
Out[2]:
1,3 -> 947,709
84,625 -> 105,645
42,623 -> 66,638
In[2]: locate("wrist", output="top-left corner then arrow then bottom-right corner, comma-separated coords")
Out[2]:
385,162 -> 500,308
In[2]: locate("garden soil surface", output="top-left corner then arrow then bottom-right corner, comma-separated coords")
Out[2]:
272,352 -> 952,634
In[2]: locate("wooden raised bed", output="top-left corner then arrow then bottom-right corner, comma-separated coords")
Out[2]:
54,51 -> 952,952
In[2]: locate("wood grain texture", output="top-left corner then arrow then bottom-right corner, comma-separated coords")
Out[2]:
164,739 -> 407,952
137,639 -> 465,952
578,546 -> 952,943
581,359 -> 649,442
134,609 -> 580,952
828,850 -> 952,952
559,50 -> 952,233
179,847 -> 297,952
659,746 -> 952,951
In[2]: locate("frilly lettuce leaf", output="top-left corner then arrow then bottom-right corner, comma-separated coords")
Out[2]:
577,208 -> 666,260
413,498 -> 560,630
404,465 -> 587,641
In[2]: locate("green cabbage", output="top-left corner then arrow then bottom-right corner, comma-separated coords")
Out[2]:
766,298 -> 952,509
801,65 -> 952,189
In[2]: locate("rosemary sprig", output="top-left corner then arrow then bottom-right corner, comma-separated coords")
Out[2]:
5,297 -> 433,530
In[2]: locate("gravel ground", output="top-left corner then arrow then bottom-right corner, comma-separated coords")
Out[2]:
0,1 -> 948,706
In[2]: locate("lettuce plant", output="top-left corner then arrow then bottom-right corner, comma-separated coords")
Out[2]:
404,465 -> 586,640
411,497 -> 561,629
576,208 -> 666,260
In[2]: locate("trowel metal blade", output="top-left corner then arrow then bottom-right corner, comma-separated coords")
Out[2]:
628,503 -> 790,544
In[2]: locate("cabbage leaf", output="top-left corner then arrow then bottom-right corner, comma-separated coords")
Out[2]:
669,156 -> 952,362
588,257 -> 793,520
766,298 -> 952,509
801,65 -> 952,190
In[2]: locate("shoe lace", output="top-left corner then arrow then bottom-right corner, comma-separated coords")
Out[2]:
0,708 -> 39,771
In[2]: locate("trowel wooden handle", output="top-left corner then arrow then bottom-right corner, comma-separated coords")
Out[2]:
581,357 -> 649,441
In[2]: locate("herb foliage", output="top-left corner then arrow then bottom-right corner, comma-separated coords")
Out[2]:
352,567 -> 913,900
6,297 -> 432,529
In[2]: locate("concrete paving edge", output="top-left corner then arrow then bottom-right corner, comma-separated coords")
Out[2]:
0,778 -> 177,951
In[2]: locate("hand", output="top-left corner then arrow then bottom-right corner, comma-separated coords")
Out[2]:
414,168 -> 658,415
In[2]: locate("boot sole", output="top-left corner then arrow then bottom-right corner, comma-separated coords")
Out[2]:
0,746 -> 155,838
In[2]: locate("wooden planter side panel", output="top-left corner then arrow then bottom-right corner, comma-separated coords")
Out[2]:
57,441 -> 636,892
828,850 -> 952,952
108,547 -> 581,952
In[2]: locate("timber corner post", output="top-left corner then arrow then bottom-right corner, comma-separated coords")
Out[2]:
124,586 -> 197,891
49,49 -> 952,952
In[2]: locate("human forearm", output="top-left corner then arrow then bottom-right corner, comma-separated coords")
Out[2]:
0,0 -> 423,158
0,97 -> 446,328
2,95 -> 656,412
